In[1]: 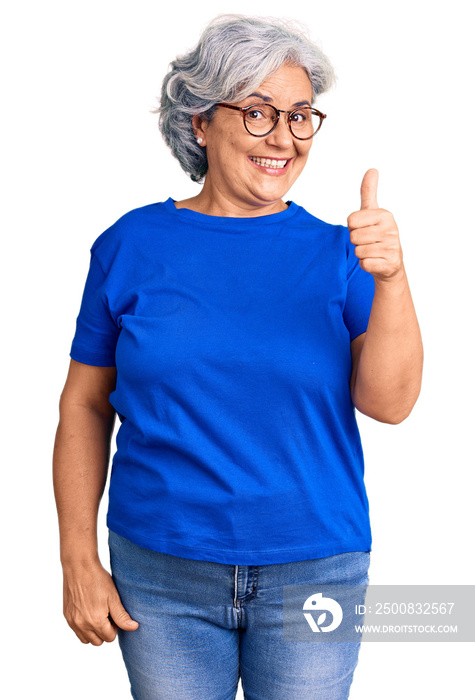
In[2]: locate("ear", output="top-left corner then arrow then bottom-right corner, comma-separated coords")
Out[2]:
192,114 -> 209,146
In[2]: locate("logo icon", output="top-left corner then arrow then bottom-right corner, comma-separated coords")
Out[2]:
303,593 -> 343,632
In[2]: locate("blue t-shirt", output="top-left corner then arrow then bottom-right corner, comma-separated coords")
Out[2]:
70,198 -> 375,565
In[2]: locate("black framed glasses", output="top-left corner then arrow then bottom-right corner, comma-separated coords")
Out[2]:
217,102 -> 327,140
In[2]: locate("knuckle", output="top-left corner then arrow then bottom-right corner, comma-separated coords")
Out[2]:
91,615 -> 107,629
71,612 -> 87,629
382,212 -> 397,228
66,612 -> 81,630
98,619 -> 115,637
390,252 -> 401,266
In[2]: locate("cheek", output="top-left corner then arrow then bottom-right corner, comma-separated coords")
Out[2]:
295,146 -> 312,169
299,141 -> 313,157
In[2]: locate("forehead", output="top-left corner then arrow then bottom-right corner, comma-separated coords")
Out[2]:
249,64 -> 313,102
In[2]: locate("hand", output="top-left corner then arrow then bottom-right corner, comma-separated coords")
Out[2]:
62,560 -> 139,645
347,169 -> 404,282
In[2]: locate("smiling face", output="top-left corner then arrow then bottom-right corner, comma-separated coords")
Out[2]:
191,63 -> 315,216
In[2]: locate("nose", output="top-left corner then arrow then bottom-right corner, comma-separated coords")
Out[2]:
264,113 -> 295,149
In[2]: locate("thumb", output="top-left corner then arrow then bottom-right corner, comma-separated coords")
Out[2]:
109,596 -> 139,631
360,168 -> 379,210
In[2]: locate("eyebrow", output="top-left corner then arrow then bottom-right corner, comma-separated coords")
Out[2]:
247,92 -> 312,108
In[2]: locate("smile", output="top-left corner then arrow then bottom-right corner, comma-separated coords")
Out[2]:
248,156 -> 291,171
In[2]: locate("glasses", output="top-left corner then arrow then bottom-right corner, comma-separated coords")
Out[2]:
217,102 -> 327,140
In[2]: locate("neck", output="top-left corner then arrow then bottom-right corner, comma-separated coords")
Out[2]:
173,176 -> 288,218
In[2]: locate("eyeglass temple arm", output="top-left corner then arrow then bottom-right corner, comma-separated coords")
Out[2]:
216,103 -> 246,112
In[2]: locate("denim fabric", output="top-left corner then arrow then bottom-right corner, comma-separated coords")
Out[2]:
109,530 -> 370,700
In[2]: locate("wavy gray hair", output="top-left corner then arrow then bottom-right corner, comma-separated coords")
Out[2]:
156,14 -> 336,183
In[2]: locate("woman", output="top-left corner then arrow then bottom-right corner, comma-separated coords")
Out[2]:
53,14 -> 423,700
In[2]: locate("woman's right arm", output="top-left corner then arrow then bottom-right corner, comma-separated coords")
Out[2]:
53,359 -> 139,645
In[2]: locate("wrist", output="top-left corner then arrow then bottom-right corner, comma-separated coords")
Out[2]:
373,265 -> 407,291
59,534 -> 100,569
61,552 -> 102,572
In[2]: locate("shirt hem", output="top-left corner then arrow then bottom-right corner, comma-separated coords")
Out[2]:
106,518 -> 371,565
70,345 -> 116,367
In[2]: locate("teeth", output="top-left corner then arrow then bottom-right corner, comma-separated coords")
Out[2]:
250,157 -> 288,169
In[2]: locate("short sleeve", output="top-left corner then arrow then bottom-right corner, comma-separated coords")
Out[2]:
343,228 -> 375,341
70,250 -> 120,367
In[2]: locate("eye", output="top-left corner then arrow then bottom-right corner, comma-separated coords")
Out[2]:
246,108 -> 266,121
290,110 -> 308,123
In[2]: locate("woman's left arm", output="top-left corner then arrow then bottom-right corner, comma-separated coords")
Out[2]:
348,169 -> 423,424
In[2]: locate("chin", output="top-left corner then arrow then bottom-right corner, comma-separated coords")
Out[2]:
258,188 -> 289,204
252,180 -> 289,199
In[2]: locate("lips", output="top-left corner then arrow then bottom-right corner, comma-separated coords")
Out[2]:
249,156 -> 290,169
248,156 -> 292,175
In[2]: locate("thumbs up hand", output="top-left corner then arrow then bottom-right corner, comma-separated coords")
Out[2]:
347,169 -> 403,282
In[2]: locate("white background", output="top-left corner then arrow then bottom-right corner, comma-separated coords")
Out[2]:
2,0 -> 474,697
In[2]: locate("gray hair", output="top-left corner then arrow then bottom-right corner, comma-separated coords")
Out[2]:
156,14 -> 336,183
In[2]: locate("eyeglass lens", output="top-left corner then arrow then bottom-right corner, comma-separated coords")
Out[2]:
244,105 -> 321,138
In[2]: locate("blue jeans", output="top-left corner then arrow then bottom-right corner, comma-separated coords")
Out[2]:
109,531 -> 370,700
